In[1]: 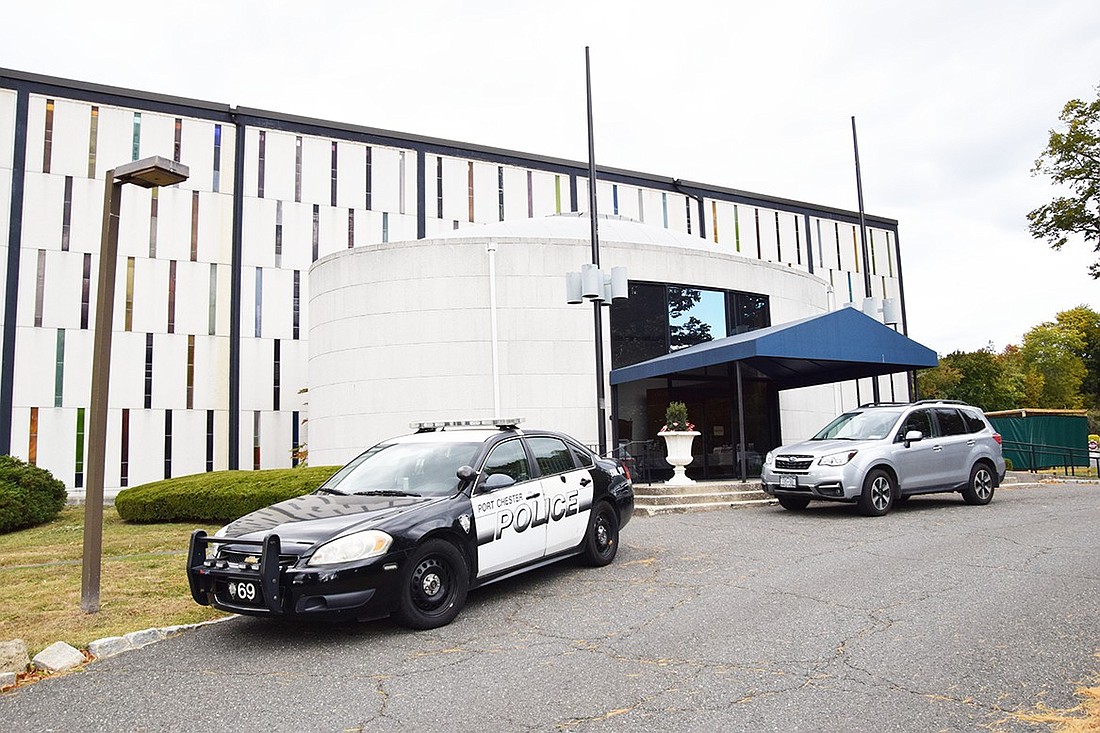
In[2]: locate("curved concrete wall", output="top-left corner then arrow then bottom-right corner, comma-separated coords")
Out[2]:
308,221 -> 836,466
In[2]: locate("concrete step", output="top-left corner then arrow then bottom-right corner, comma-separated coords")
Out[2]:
632,480 -> 776,515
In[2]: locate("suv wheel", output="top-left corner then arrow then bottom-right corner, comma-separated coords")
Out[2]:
858,469 -> 895,517
961,463 -> 996,505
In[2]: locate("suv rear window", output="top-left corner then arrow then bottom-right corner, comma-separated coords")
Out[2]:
960,409 -> 987,433
933,408 -> 968,436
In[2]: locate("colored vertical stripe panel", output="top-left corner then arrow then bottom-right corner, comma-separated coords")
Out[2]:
399,151 -> 407,215
164,410 -> 172,479
174,119 -> 182,162
28,407 -> 38,465
886,231 -> 895,276
213,124 -> 222,192
365,146 -> 372,210
834,223 -> 842,269
292,271 -> 300,340
294,136 -> 303,203
754,209 -> 762,260
253,411 -> 261,470
186,335 -> 195,410
132,112 -> 141,161
526,171 -> 533,218
208,263 -> 218,336
254,267 -> 263,338
330,141 -> 338,207
75,407 -> 85,488
382,212 -> 389,243
167,260 -> 177,333
637,189 -> 645,223
467,162 -> 475,222
612,185 -> 619,216
292,410 -> 300,468
149,188 -> 159,257
43,99 -> 54,173
54,329 -> 64,407
206,410 -> 215,472
734,205 -> 741,252
190,191 -> 199,261
257,130 -> 266,198
685,197 -> 692,235
497,166 -> 505,222
311,205 -> 320,262
554,175 -> 561,214
61,177 -> 72,251
347,208 -> 354,249
774,212 -> 782,262
712,201 -> 719,244
80,254 -> 91,329
794,215 -> 802,266
661,193 -> 668,228
121,408 -> 130,487
816,219 -> 824,268
34,250 -> 45,327
869,230 -> 878,274
852,226 -> 860,272
125,257 -> 135,331
275,201 -> 283,267
88,106 -> 99,178
144,333 -> 154,408
273,339 -> 281,411
437,157 -> 444,219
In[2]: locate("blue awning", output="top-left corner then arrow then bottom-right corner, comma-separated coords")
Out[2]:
609,306 -> 938,390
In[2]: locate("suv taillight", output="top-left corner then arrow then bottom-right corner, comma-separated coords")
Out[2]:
993,432 -> 1002,445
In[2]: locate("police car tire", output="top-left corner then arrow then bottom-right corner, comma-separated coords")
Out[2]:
582,502 -> 619,567
392,539 -> 469,630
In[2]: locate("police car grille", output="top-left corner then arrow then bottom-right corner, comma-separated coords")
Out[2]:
775,455 -> 814,471
218,549 -> 298,567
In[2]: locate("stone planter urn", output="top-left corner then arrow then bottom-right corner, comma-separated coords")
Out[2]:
658,430 -> 700,486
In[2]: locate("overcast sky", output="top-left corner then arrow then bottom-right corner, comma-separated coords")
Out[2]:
3,1 -> 1100,354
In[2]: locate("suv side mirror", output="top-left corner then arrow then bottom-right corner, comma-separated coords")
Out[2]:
903,429 -> 924,446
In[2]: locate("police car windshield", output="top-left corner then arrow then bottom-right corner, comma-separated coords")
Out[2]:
812,410 -> 903,441
318,440 -> 482,498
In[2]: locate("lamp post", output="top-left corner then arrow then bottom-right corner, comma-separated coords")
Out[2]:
81,156 -> 189,613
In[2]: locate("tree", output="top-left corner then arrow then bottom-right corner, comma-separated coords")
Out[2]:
1020,322 -> 1087,408
1053,305 -> 1100,406
917,346 -> 1022,411
1028,85 -> 1100,277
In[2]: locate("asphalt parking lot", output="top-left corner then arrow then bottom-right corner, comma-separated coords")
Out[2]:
3,483 -> 1098,732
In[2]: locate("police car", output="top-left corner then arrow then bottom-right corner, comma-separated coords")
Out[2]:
187,419 -> 634,629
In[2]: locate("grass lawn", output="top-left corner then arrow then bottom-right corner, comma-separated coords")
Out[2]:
0,506 -> 227,656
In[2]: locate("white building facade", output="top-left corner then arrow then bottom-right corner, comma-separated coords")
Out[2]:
0,68 -> 913,495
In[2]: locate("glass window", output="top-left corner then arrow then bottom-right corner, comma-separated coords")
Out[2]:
317,440 -> 481,497
934,408 -> 967,436
898,409 -> 934,440
960,409 -> 987,433
482,439 -> 531,484
528,437 -> 576,476
669,286 -> 725,351
731,293 -> 770,335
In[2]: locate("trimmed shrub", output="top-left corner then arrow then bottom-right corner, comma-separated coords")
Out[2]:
0,455 -> 68,534
115,466 -> 340,524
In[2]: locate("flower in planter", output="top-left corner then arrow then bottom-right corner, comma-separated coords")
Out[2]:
661,401 -> 695,432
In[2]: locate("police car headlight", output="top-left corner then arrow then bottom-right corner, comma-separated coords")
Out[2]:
819,450 -> 858,467
308,530 -> 393,566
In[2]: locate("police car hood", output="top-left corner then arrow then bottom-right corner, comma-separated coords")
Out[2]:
217,493 -> 440,546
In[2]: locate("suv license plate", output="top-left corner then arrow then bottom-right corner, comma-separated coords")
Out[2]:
779,475 -> 797,489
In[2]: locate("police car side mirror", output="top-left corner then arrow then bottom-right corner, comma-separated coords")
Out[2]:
456,465 -> 477,482
482,473 -> 516,491
903,429 -> 923,447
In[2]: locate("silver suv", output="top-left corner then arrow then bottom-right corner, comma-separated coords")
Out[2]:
761,400 -> 1006,516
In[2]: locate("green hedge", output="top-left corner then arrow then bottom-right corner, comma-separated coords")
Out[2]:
114,466 -> 340,524
0,455 -> 68,534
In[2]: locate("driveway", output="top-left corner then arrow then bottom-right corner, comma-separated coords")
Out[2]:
3,483 -> 1098,732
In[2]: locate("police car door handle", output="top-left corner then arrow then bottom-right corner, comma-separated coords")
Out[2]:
525,491 -> 541,500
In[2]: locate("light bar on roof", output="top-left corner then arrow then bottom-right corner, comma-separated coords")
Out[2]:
410,418 -> 524,430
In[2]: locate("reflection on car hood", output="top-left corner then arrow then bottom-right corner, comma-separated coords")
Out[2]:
218,493 -> 438,546
779,438 -> 876,455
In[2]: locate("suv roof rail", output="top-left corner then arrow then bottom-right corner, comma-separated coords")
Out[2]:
410,418 -> 524,433
858,402 -> 911,408
911,399 -> 968,405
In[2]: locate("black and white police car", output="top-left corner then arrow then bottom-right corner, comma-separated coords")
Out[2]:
187,419 -> 634,629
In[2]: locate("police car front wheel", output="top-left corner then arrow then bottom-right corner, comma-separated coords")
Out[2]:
393,539 -> 469,630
